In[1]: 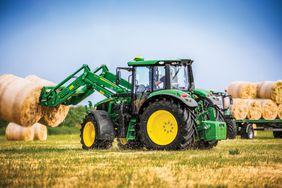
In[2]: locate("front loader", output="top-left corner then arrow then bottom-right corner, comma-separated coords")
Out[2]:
39,57 -> 232,150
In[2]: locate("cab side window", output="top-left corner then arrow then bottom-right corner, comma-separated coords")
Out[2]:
135,66 -> 151,93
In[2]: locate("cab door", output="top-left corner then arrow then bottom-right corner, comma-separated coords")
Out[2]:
132,66 -> 152,113
132,65 -> 169,113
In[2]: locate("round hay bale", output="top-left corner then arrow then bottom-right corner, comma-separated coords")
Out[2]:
231,99 -> 248,120
0,74 -> 18,96
33,123 -> 47,141
254,82 -> 262,97
39,105 -> 69,127
259,99 -> 278,120
25,75 -> 55,86
245,99 -> 262,120
25,75 -> 69,127
258,81 -> 282,104
278,104 -> 282,120
5,122 -> 34,141
0,75 -> 42,126
227,82 -> 257,99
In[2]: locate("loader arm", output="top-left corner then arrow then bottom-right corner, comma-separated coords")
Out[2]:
39,64 -> 131,106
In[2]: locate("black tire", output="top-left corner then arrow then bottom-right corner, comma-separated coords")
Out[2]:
273,131 -> 282,138
225,118 -> 237,139
117,139 -> 143,150
139,99 -> 195,150
241,124 -> 254,139
80,113 -> 113,150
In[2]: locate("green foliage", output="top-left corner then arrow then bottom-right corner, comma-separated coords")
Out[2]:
59,106 -> 87,128
0,119 -> 8,128
47,127 -> 80,135
229,148 -> 240,155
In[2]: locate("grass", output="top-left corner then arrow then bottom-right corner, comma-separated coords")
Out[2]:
0,132 -> 281,187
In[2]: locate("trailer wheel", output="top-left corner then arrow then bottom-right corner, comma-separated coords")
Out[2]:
139,99 -> 195,150
241,123 -> 254,139
273,131 -> 282,138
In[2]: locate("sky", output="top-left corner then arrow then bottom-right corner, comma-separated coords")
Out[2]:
0,0 -> 281,104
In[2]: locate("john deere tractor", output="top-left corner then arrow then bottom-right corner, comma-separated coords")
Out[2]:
39,57 -> 234,150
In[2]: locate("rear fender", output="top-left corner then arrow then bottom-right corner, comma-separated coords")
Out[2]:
139,94 -> 197,114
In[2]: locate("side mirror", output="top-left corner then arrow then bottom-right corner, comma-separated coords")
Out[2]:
116,69 -> 121,85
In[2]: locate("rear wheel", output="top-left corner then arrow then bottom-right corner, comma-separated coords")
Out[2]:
80,113 -> 113,150
273,131 -> 282,138
139,99 -> 195,150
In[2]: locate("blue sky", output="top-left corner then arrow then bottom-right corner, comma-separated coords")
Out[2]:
0,0 -> 281,103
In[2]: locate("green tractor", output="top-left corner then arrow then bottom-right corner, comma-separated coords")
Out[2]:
40,57 -> 234,150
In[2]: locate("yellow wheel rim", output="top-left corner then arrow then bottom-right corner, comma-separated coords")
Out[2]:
147,110 -> 178,146
83,121 -> 95,147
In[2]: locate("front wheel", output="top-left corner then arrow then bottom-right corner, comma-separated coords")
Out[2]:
139,99 -> 195,150
80,112 -> 114,150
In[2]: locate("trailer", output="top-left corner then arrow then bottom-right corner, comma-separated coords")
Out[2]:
235,119 -> 282,139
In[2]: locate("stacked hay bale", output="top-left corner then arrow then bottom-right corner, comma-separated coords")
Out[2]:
257,81 -> 282,104
230,99 -> 249,120
227,80 -> 282,120
227,82 -> 257,99
0,74 -> 70,141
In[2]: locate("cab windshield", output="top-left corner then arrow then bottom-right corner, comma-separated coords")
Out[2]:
170,65 -> 189,90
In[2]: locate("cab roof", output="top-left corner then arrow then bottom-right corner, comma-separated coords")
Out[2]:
127,57 -> 193,66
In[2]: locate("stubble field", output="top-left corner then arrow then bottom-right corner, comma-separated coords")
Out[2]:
0,133 -> 281,188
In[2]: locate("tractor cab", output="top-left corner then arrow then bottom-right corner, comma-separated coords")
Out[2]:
127,57 -> 195,93
116,57 -> 195,113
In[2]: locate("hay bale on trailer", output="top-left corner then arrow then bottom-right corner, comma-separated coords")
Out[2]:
33,123 -> 47,141
5,122 -> 34,141
231,99 -> 248,120
0,74 -> 42,127
227,82 -> 257,99
259,99 -> 278,120
245,99 -> 262,120
257,81 -> 282,104
25,75 -> 69,127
